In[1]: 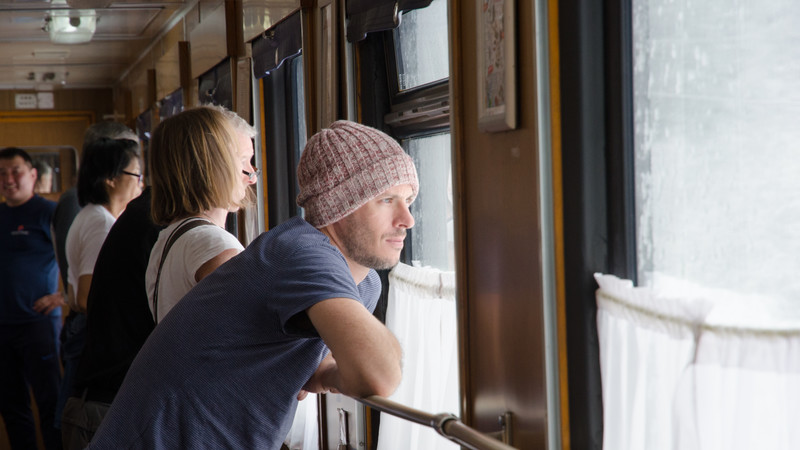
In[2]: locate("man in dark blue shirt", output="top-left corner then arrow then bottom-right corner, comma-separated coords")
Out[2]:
0,147 -> 64,450
89,120 -> 414,449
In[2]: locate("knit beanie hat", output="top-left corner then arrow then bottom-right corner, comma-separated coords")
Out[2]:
296,120 -> 419,228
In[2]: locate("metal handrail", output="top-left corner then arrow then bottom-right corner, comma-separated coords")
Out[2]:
355,395 -> 518,450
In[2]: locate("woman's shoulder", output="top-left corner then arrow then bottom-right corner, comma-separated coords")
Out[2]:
182,220 -> 243,252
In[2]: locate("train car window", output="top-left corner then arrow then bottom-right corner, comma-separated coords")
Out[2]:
158,88 -> 183,120
290,56 -> 307,208
198,59 -> 233,110
402,133 -> 453,271
350,1 -> 457,447
391,0 -> 448,92
345,0 -> 434,42
251,11 -> 313,450
135,109 -> 152,158
585,1 -> 800,448
24,147 -> 77,196
252,11 -> 305,229
632,1 -> 798,309
135,109 -> 151,148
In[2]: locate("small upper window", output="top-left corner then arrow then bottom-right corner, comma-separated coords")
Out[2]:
392,0 -> 449,91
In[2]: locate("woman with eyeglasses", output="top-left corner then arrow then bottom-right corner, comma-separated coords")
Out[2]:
146,105 -> 257,324
65,137 -> 143,314
59,137 -> 142,435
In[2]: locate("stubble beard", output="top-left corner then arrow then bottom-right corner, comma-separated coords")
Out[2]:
337,218 -> 404,270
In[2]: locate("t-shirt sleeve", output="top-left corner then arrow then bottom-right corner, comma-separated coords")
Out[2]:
270,244 -> 368,337
76,211 -> 115,277
182,226 -> 244,280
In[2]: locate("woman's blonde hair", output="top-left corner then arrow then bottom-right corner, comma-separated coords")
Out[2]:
149,106 -> 246,225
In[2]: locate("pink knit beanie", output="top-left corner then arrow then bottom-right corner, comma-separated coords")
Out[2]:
296,120 -> 419,228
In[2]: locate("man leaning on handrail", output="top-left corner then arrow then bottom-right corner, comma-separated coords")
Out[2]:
88,120 -> 416,449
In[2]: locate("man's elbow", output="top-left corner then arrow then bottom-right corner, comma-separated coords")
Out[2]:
348,364 -> 402,398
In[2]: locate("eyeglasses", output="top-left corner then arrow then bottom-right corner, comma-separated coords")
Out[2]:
122,170 -> 143,183
242,168 -> 260,181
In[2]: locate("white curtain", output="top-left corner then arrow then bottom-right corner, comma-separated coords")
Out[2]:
283,393 -> 318,450
377,263 -> 459,450
596,274 -> 800,450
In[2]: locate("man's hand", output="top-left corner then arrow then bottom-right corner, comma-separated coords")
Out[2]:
33,292 -> 65,315
298,353 -> 341,400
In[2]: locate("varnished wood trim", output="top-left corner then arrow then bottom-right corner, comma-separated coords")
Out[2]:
257,77 -> 270,230
547,0 -> 571,448
0,110 -> 94,121
447,0 -> 473,429
179,41 -> 193,107
227,0 -> 246,58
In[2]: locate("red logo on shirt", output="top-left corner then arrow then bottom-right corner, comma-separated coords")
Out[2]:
17,225 -> 24,231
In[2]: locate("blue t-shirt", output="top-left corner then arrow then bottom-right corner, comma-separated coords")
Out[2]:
0,195 -> 60,324
89,217 -> 381,449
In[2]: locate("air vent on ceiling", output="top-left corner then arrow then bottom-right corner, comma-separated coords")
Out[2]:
32,50 -> 71,60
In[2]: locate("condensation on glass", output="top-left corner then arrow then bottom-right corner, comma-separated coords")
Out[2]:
632,0 -> 800,303
393,0 -> 449,91
403,133 -> 454,272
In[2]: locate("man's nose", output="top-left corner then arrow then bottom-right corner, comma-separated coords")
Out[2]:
395,203 -> 415,229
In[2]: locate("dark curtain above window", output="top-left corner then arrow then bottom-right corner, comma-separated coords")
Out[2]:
346,0 -> 433,42
252,12 -> 302,79
158,88 -> 183,120
197,59 -> 233,110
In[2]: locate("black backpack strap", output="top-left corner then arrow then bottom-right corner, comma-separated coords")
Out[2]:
152,217 -> 213,324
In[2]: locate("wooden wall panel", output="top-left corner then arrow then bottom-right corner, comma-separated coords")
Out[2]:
190,1 -> 229,79
451,0 -> 549,448
156,44 -> 182,100
0,110 -> 93,200
0,89 -> 112,119
0,111 -> 93,151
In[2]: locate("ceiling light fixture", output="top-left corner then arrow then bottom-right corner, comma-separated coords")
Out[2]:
44,0 -> 97,45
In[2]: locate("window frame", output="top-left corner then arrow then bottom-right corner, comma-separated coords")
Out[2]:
558,0 -> 636,448
353,18 -> 455,446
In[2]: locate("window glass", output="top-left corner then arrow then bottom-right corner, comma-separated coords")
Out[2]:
26,147 -> 76,194
159,89 -> 183,121
393,0 -> 449,91
135,110 -> 151,152
403,132 -> 454,271
198,59 -> 233,109
292,56 -> 308,218
632,0 -> 800,305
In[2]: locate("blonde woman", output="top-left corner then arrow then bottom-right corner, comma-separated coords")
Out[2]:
146,106 -> 257,323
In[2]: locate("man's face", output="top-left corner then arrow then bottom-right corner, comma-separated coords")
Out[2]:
0,156 -> 37,206
332,184 -> 416,270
